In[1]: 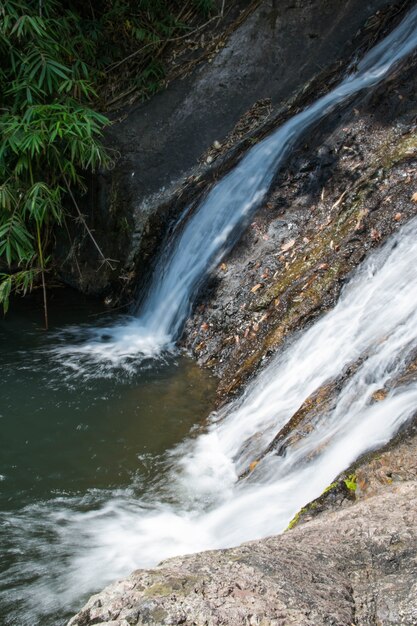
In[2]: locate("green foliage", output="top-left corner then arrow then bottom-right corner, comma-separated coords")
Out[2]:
286,500 -> 318,531
0,0 -> 216,321
0,0 -> 111,320
344,474 -> 357,492
322,481 -> 338,494
84,0 -> 217,103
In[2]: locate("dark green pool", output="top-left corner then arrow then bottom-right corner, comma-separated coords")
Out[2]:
0,290 -> 216,626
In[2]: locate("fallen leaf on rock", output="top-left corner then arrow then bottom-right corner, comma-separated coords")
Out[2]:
280,239 -> 295,252
220,262 -> 227,272
357,476 -> 368,492
372,389 -> 388,402
371,228 -> 382,241
355,208 -> 369,231
394,212 -> 402,221
251,283 -> 262,293
412,192 -> 417,203
249,461 -> 259,472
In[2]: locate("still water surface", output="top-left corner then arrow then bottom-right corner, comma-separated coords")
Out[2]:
0,292 -> 216,625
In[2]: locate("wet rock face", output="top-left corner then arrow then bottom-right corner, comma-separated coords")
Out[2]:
59,0 -> 401,297
183,53 -> 417,397
68,480 -> 417,625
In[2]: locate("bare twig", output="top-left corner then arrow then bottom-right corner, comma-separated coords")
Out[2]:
62,217 -> 82,279
62,174 -> 117,271
105,13 -> 224,74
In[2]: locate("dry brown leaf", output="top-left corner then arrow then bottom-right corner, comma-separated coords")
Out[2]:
371,228 -> 382,242
372,389 -> 388,402
411,192 -> 417,203
251,283 -> 262,293
281,238 -> 295,252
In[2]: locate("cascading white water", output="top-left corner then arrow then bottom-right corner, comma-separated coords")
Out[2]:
53,3 -> 417,368
9,216 -> 416,626
72,216 -> 417,553
5,8 -> 416,625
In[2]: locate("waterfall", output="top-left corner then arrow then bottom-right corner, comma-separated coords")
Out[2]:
53,2 -> 417,368
8,7 -> 416,624
30,214 -> 417,622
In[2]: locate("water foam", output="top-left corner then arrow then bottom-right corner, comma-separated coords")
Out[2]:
2,218 -> 416,625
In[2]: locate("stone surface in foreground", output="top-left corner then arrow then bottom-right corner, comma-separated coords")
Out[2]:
69,481 -> 417,626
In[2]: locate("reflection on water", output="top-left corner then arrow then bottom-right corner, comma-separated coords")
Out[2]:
0,290 -> 216,626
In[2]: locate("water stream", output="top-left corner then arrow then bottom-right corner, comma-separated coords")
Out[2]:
1,6 -> 417,626
53,3 -> 417,366
0,296 -> 216,626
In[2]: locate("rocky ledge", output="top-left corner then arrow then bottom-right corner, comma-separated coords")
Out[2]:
69,442 -> 417,626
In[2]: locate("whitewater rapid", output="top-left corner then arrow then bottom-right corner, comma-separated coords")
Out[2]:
4,216 -> 417,626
